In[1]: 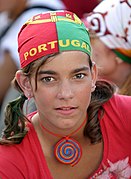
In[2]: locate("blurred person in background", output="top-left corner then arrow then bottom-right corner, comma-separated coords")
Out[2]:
83,0 -> 131,96
0,0 -> 66,134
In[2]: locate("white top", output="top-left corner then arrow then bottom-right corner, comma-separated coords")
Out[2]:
0,0 -> 66,67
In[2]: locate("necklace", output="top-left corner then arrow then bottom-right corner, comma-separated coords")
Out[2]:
39,118 -> 86,167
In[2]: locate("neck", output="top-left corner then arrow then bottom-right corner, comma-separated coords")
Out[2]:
39,117 -> 87,139
32,113 -> 87,143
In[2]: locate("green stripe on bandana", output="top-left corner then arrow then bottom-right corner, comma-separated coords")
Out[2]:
113,50 -> 131,64
56,20 -> 91,56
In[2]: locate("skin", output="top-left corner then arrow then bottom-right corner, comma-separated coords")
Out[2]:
0,0 -> 26,19
16,51 -> 103,178
91,38 -> 131,88
0,0 -> 27,106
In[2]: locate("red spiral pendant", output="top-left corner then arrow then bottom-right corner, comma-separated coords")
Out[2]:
54,137 -> 82,167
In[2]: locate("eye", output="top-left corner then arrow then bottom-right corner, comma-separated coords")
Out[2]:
74,73 -> 85,79
41,76 -> 55,83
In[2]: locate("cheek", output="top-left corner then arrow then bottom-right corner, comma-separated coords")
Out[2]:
36,91 -> 52,104
33,88 -> 53,110
77,85 -> 92,107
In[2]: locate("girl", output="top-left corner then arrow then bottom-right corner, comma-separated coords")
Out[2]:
0,10 -> 131,179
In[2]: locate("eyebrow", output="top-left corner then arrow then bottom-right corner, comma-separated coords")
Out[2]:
38,66 -> 90,75
38,70 -> 57,75
72,66 -> 90,73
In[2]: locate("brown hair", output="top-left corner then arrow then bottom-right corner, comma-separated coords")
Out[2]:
0,53 -> 115,145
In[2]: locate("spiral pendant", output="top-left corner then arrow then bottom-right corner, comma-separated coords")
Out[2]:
54,137 -> 82,167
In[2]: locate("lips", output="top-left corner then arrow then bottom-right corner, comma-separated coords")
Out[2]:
55,106 -> 78,115
56,106 -> 77,110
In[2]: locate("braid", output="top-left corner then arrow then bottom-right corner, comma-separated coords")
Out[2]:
84,80 -> 116,144
1,94 -> 29,144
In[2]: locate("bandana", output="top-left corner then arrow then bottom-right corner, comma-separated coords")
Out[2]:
18,10 -> 91,68
83,0 -> 131,64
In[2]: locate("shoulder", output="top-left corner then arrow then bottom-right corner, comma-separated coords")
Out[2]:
0,122 -> 34,178
0,142 -> 27,178
103,94 -> 131,132
0,144 -> 26,177
106,94 -> 131,112
103,94 -> 131,117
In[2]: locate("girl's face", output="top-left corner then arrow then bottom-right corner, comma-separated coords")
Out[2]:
21,51 -> 97,132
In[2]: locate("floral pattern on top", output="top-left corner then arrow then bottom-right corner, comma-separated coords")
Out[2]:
91,157 -> 131,179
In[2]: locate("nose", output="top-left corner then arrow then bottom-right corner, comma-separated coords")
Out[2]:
57,80 -> 74,100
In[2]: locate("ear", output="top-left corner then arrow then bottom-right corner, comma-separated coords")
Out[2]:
15,70 -> 33,99
91,62 -> 98,92
115,56 -> 123,64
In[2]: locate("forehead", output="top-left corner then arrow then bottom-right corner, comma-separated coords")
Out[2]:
40,51 -> 90,69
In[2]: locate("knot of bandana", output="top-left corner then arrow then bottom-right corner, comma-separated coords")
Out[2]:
18,10 -> 91,68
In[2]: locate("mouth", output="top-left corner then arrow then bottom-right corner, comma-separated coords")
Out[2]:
55,106 -> 78,115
